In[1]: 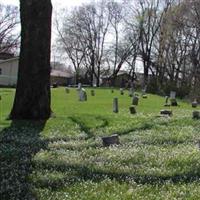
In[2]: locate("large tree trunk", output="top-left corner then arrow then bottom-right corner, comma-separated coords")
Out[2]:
10,0 -> 52,120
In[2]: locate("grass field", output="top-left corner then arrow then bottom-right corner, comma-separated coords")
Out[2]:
1,87 -> 200,200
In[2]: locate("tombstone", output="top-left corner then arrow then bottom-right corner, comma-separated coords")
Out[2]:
142,95 -> 147,99
65,87 -> 70,93
142,85 -> 147,96
120,88 -> 124,95
91,90 -> 95,96
160,110 -> 172,116
170,91 -> 176,99
129,82 -> 134,97
164,96 -> 170,107
113,98 -> 118,113
132,96 -> 139,106
193,111 -> 200,119
102,134 -> 120,147
77,83 -> 82,91
77,83 -> 87,101
192,99 -> 198,108
129,105 -> 136,114
170,98 -> 178,106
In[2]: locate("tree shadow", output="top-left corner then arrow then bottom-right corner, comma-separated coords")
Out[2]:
0,120 -> 47,200
33,160 -> 200,191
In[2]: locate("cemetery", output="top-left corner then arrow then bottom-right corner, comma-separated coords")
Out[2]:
1,0 -> 200,199
1,87 -> 200,199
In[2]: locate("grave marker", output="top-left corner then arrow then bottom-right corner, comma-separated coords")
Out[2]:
113,98 -> 118,113
102,134 -> 120,147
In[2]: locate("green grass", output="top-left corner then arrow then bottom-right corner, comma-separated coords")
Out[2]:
1,87 -> 200,199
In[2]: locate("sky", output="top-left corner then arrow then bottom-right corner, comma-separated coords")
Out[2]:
0,0 -> 90,8
0,0 -> 143,72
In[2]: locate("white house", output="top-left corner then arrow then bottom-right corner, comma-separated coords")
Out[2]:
0,57 -> 19,86
0,57 -> 74,86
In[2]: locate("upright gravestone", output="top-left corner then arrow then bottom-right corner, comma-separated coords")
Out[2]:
170,91 -> 178,106
192,99 -> 198,108
113,98 -> 118,113
65,87 -> 70,93
142,85 -> 147,96
91,90 -> 95,96
77,83 -> 87,101
129,105 -> 136,114
132,96 -> 139,106
129,82 -> 134,97
170,91 -> 176,99
120,88 -> 124,95
193,111 -> 200,119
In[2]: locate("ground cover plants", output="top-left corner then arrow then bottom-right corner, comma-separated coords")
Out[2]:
1,88 -> 200,199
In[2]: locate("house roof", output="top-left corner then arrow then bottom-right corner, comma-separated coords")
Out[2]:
0,57 -> 19,64
51,70 -> 73,78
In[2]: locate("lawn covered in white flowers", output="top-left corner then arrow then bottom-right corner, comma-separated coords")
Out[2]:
1,87 -> 200,200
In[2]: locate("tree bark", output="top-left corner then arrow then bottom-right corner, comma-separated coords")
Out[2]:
10,0 -> 52,120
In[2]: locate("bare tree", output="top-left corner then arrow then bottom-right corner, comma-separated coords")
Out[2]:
0,4 -> 19,54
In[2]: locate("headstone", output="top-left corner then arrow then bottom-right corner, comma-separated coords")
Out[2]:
129,83 -> 134,97
65,87 -> 70,93
120,88 -> 124,95
170,91 -> 176,99
79,88 -> 87,101
192,99 -> 198,108
170,98 -> 178,106
142,95 -> 147,99
160,110 -> 172,116
102,134 -> 120,147
113,98 -> 118,113
129,105 -> 136,114
132,96 -> 139,106
142,85 -> 147,96
91,90 -> 95,96
193,111 -> 200,119
77,83 -> 82,91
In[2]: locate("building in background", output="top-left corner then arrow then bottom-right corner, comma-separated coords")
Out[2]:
0,57 -> 74,87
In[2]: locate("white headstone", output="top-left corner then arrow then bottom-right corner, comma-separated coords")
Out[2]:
79,88 -> 87,101
170,91 -> 176,99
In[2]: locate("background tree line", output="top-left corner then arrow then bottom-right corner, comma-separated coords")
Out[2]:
54,0 -> 200,99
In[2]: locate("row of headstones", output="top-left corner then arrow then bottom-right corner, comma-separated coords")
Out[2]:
113,96 -> 139,114
118,88 -> 147,99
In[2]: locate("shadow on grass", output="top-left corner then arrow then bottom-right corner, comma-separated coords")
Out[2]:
0,120 -> 47,200
33,161 -> 200,190
69,116 -> 109,139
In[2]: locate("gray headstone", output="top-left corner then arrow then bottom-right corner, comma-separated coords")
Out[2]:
170,91 -> 176,99
102,134 -> 120,147
132,96 -> 139,106
192,99 -> 198,108
79,88 -> 87,101
91,90 -> 95,96
113,98 -> 118,113
129,105 -> 136,114
65,87 -> 70,93
120,88 -> 124,95
160,110 -> 172,116
193,111 -> 200,119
